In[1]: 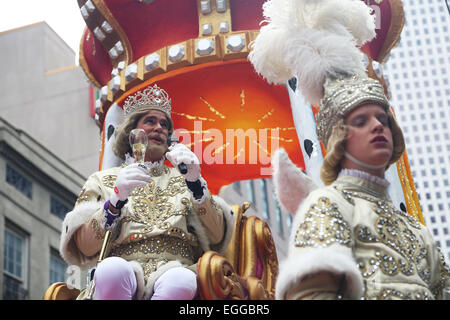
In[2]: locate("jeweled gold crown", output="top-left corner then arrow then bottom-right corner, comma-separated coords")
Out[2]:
316,75 -> 389,145
123,84 -> 171,117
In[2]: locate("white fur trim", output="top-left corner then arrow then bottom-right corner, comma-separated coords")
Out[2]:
272,148 -> 317,215
187,196 -> 235,255
59,201 -> 103,269
275,245 -> 364,300
188,212 -> 211,253
210,196 -> 236,255
128,261 -> 145,300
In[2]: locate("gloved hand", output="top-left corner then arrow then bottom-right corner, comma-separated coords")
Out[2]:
166,143 -> 201,182
109,163 -> 151,207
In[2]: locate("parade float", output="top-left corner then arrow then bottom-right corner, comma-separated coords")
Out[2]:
44,0 -> 422,300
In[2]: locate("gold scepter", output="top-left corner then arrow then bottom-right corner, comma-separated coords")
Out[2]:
85,229 -> 113,299
85,128 -> 148,299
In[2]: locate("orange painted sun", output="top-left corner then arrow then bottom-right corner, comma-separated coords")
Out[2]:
119,59 -> 304,194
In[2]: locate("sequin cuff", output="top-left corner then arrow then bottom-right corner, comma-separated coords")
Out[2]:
101,200 -> 122,230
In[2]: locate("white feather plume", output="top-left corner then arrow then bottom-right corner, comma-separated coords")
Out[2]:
249,0 -> 377,105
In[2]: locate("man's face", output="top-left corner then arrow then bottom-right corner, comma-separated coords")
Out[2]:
343,103 -> 393,172
135,109 -> 170,162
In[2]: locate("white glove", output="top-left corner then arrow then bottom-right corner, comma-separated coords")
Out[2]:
166,143 -> 201,182
110,163 -> 151,207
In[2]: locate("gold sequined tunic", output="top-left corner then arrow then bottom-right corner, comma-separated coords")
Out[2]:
276,174 -> 450,300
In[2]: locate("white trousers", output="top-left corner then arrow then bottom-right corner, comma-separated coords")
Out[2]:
94,256 -> 197,300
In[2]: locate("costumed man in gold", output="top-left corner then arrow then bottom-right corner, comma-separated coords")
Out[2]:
59,84 -> 235,300
249,0 -> 450,299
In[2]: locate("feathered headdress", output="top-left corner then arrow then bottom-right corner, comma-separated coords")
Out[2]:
249,0 -> 376,105
249,0 -> 389,146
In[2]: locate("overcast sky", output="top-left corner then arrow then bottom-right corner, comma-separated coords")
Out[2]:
0,1 -> 85,57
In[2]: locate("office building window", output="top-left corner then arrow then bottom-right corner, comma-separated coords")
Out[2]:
232,181 -> 241,194
286,214 -> 293,231
5,164 -> 32,199
50,249 -> 67,285
247,181 -> 255,208
50,195 -> 70,220
260,179 -> 269,221
273,194 -> 283,234
3,225 -> 29,300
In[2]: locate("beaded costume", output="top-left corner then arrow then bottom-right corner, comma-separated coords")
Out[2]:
276,169 -> 450,300
249,0 -> 450,300
59,83 -> 234,300
60,160 -> 234,300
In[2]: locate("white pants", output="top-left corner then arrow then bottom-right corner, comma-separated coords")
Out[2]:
94,257 -> 197,300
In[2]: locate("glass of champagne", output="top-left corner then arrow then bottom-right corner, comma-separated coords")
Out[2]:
129,129 -> 148,163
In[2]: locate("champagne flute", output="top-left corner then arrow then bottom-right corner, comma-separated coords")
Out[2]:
129,129 -> 148,163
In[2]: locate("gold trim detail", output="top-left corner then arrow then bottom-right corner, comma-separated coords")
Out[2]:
197,202 -> 278,300
44,203 -> 279,300
45,65 -> 79,76
78,26 -> 103,88
396,152 -> 425,225
376,0 -> 405,63
295,197 -> 352,248
120,176 -> 190,234
97,30 -> 257,119
109,235 -> 197,262
101,175 -> 117,188
42,283 -> 80,300
372,288 -> 432,300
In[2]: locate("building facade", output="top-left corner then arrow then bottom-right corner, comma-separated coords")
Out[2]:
0,22 -> 100,178
0,117 -> 85,299
382,0 -> 450,261
0,22 -> 98,299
